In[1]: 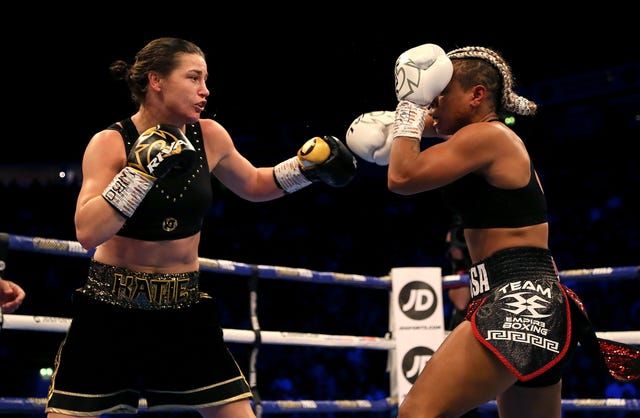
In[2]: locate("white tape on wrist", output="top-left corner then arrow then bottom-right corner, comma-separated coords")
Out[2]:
273,156 -> 313,194
101,166 -> 155,218
393,100 -> 428,140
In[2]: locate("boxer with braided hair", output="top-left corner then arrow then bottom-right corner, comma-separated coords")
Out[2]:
349,43 -> 639,418
45,37 -> 356,418
446,46 -> 537,116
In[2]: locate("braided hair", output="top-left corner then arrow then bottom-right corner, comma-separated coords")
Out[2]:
446,46 -> 537,116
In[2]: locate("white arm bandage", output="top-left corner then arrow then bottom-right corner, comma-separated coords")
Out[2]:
101,167 -> 155,218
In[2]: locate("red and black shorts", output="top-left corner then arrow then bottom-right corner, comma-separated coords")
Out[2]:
465,247 -> 577,387
465,246 -> 640,386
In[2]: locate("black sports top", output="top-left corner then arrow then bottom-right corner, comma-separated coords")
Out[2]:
108,118 -> 212,241
441,161 -> 547,229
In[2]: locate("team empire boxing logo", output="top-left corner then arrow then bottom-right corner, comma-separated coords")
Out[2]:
483,278 -> 560,354
398,281 -> 439,320
402,346 -> 435,384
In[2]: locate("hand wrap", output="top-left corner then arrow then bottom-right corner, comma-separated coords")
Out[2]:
273,156 -> 314,193
274,136 -> 356,193
393,100 -> 428,141
102,167 -> 155,218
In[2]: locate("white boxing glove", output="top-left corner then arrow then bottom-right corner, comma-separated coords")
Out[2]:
345,111 -> 395,166
395,43 -> 453,106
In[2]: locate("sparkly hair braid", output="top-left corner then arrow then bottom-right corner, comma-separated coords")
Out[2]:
446,46 -> 537,116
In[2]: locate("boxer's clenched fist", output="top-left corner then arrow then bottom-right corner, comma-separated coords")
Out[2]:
345,111 -> 394,166
102,125 -> 196,218
395,43 -> 453,106
274,136 -> 357,193
393,43 -> 453,140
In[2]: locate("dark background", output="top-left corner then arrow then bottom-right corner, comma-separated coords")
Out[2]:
3,7 -> 639,164
1,7 -> 639,418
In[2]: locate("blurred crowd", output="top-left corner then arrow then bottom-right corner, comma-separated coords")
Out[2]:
1,97 -> 639,418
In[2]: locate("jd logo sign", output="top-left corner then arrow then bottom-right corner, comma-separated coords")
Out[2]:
398,281 -> 438,320
402,346 -> 434,383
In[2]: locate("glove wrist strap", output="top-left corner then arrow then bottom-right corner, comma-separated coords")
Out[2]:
102,167 -> 155,218
273,156 -> 313,194
393,100 -> 427,140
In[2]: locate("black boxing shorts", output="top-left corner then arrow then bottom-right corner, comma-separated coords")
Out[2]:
465,247 -> 640,386
45,261 -> 253,415
464,246 -> 575,386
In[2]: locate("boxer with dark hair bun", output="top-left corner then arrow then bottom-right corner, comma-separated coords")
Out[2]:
45,37 -> 356,418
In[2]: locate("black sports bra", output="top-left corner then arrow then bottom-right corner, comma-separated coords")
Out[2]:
441,161 -> 548,229
108,118 -> 213,240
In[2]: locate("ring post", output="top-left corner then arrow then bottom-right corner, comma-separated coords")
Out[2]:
389,267 -> 446,405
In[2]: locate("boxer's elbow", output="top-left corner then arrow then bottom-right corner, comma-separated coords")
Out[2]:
388,170 -> 433,195
76,228 -> 99,251
388,173 -> 416,195
75,221 -> 110,251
